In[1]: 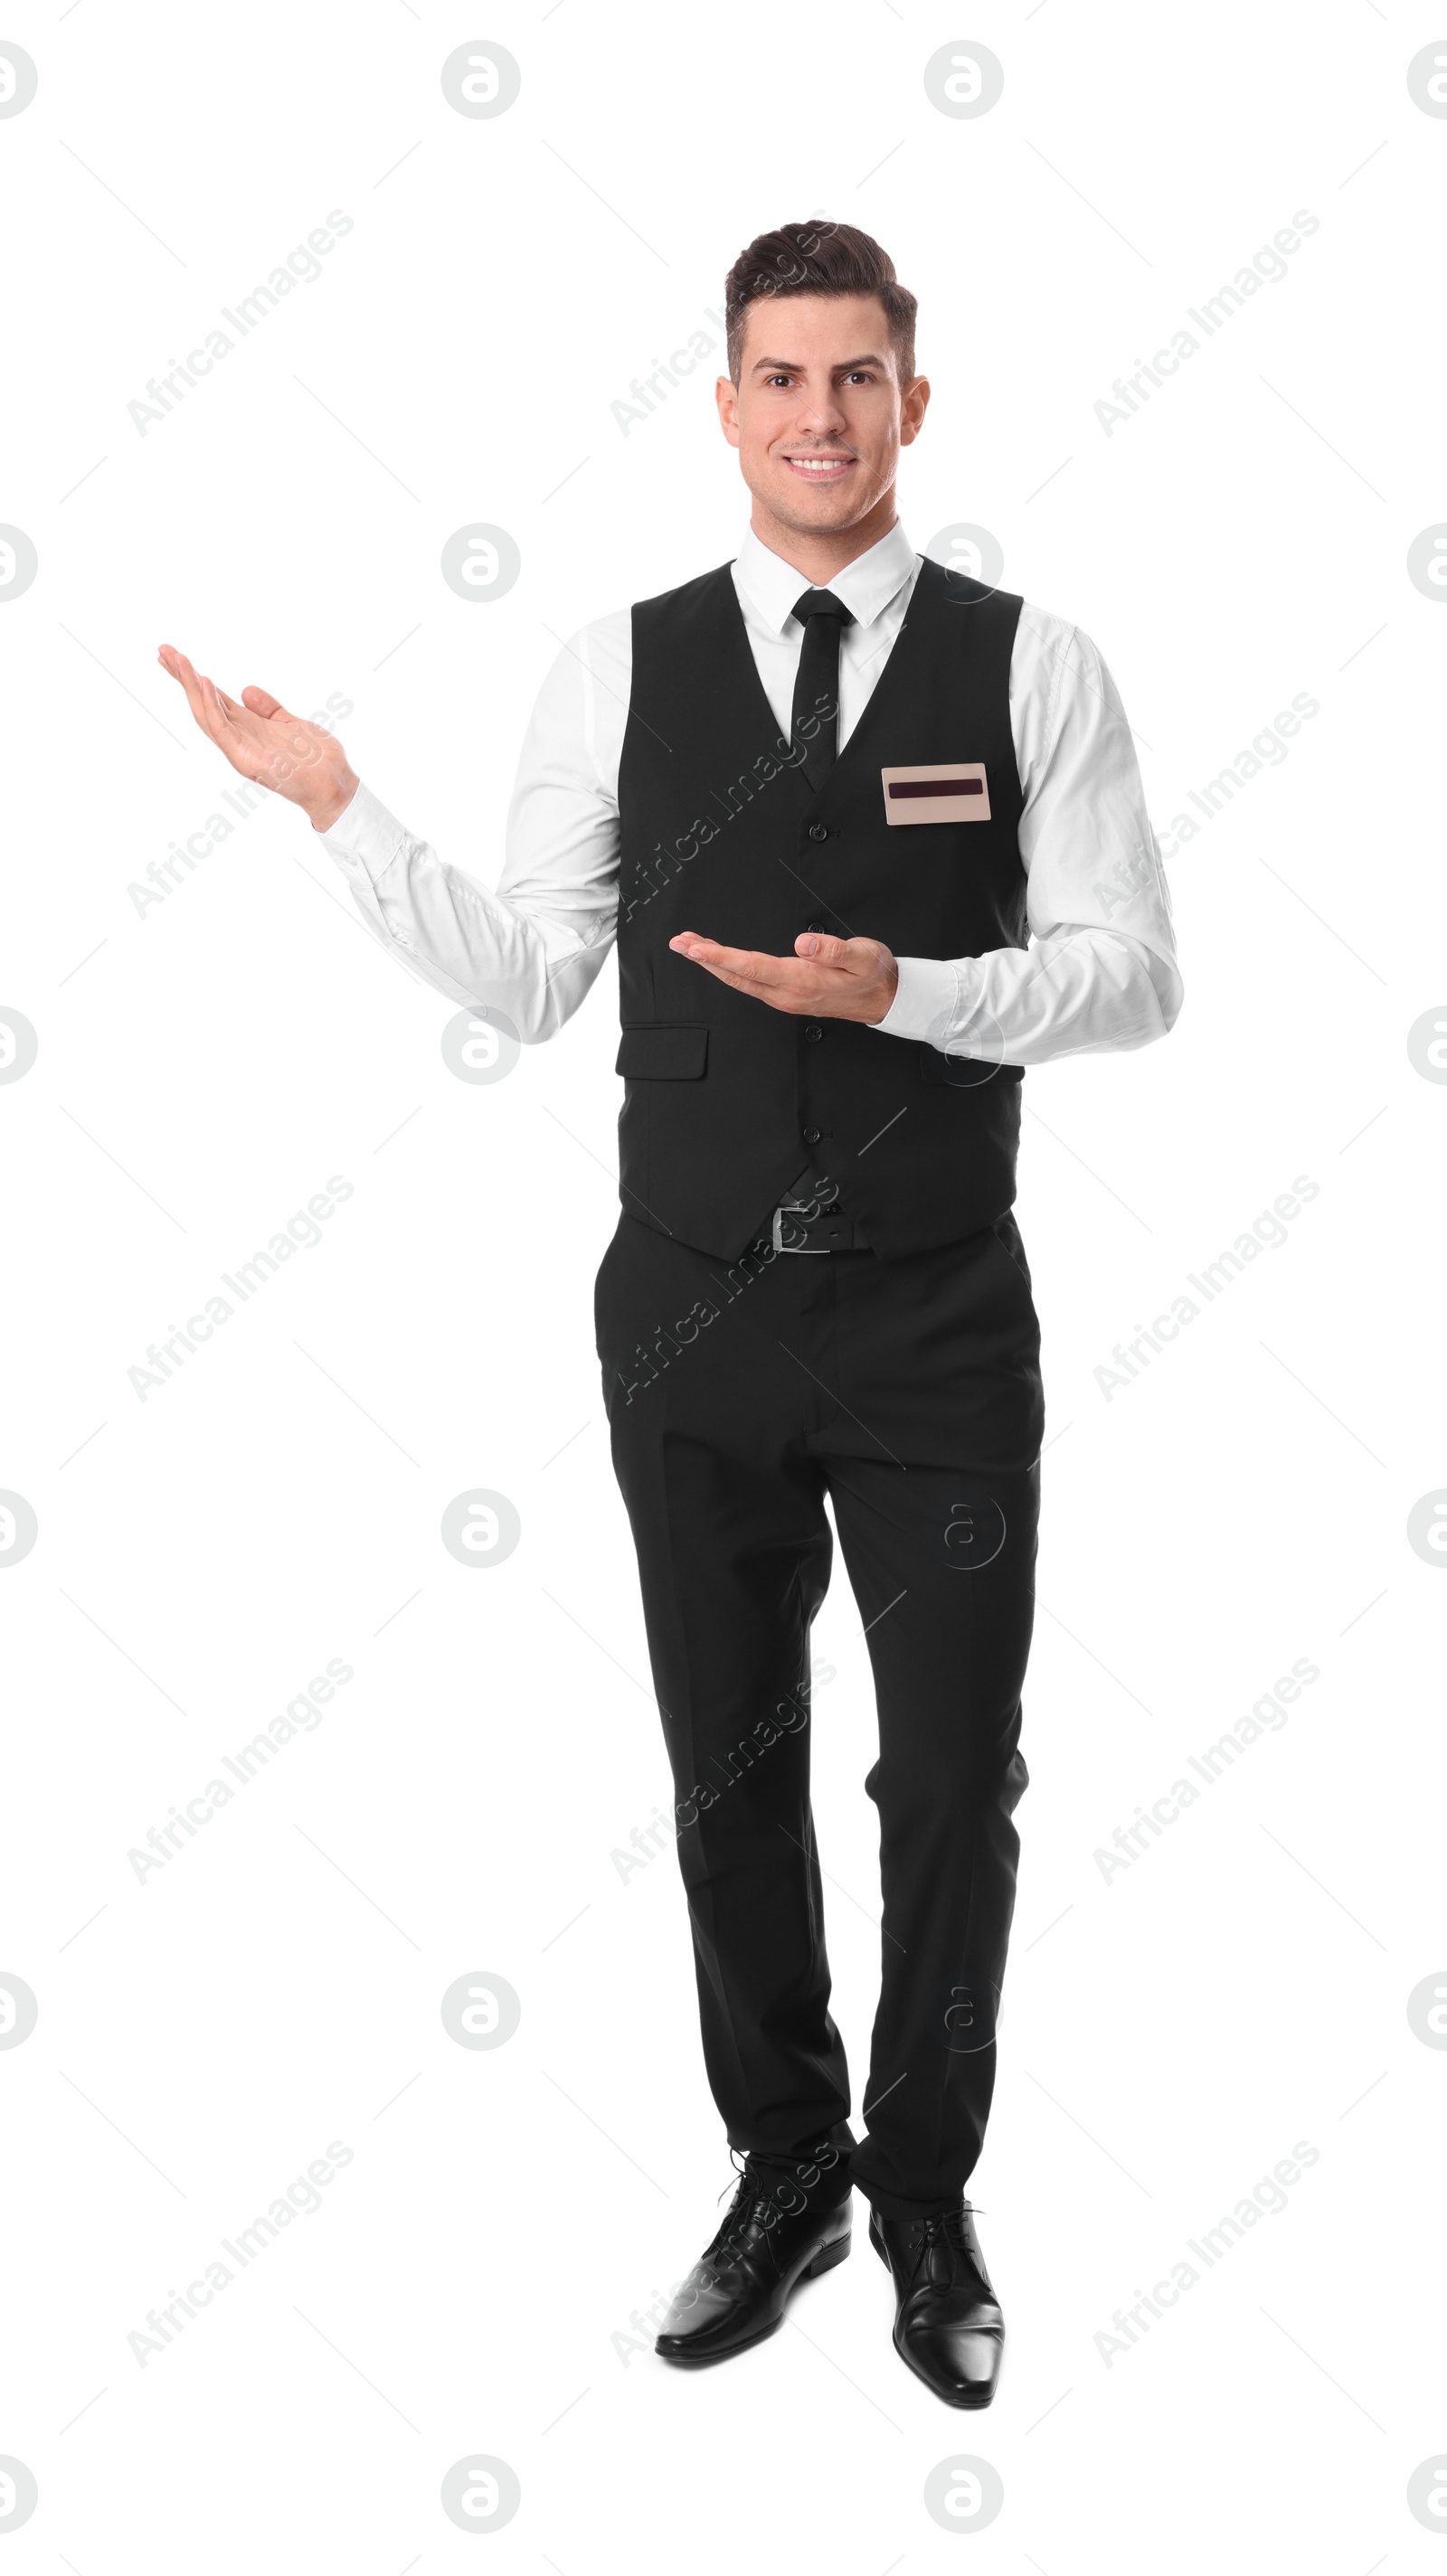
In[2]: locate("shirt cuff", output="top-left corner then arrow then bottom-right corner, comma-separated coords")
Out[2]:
869,955 -> 962,1049
317,778 -> 408,883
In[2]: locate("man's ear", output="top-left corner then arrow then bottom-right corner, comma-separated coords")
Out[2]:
899,375 -> 932,450
715,374 -> 742,448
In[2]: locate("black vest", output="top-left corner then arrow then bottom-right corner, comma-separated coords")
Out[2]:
614,557 -> 1027,1261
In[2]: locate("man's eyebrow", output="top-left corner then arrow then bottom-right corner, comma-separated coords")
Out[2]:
749,352 -> 888,375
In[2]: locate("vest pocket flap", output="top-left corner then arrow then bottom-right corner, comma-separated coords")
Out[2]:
616,1024 -> 710,1080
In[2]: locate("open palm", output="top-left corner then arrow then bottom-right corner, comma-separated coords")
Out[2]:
157,645 -> 357,830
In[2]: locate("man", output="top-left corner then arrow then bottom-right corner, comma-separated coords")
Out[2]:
159,220 -> 1180,2409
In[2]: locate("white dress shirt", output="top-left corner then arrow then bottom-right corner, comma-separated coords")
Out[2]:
321,520 -> 1181,1062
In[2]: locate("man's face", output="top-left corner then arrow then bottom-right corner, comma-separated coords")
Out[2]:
716,291 -> 929,539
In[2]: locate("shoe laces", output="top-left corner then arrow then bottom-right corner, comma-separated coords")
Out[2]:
708,2160 -> 778,2267
901,2200 -> 978,2280
916,2202 -> 971,2250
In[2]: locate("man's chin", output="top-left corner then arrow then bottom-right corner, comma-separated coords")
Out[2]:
760,477 -> 881,538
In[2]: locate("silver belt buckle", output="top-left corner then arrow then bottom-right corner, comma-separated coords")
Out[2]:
772,1203 -> 830,1254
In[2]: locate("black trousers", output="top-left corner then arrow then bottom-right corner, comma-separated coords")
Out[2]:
594,1209 -> 1043,2220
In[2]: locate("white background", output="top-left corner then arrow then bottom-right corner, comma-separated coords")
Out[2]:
3,3 -> 1444,2568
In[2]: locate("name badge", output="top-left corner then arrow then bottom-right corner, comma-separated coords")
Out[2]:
881,762 -> 990,826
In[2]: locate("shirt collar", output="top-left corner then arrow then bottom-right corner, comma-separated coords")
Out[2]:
735,519 -> 918,635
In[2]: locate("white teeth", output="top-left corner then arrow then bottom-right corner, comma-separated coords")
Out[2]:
790,457 -> 849,470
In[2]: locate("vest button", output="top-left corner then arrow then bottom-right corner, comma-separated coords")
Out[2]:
803,1127 -> 821,1145
805,1024 -> 823,1042
808,822 -> 829,843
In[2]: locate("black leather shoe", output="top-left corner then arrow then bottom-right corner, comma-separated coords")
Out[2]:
655,2169 -> 852,2365
869,2199 -> 1004,2407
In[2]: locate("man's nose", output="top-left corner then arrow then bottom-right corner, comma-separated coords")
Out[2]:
792,390 -> 847,436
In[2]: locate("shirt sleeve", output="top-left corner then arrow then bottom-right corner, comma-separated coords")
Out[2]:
317,611 -> 628,1043
871,608 -> 1184,1063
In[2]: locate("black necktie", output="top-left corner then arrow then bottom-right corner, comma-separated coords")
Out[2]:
790,589 -> 854,796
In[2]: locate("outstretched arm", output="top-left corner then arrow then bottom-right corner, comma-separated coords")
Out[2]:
157,627 -> 624,1043
669,612 -> 1182,1062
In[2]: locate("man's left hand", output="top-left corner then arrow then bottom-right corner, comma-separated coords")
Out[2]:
667,929 -> 899,1024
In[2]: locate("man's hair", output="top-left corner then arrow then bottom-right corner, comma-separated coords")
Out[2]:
724,222 -> 917,385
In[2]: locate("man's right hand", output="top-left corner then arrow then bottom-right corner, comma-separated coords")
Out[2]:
157,646 -> 359,834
